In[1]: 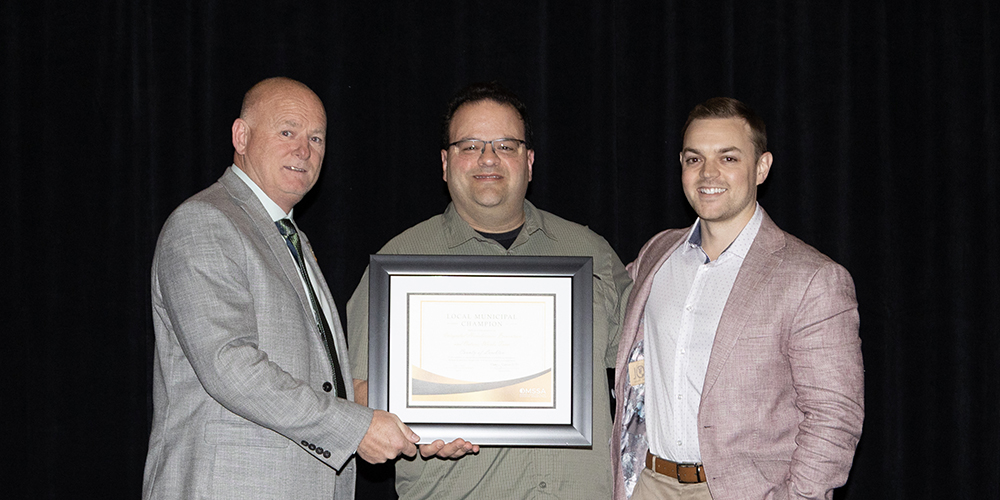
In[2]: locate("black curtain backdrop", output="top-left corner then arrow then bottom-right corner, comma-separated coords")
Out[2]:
4,1 -> 998,498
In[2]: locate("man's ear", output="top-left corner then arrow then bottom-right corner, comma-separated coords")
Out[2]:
441,149 -> 449,182
233,118 -> 248,155
526,149 -> 535,182
756,152 -> 773,185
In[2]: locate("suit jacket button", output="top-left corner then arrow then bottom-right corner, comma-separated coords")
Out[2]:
301,440 -> 309,447
324,451 -> 331,459
308,444 -> 316,450
316,447 -> 324,455
323,382 -> 333,392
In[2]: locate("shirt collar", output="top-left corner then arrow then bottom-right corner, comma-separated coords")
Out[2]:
442,200 -> 556,249
230,164 -> 293,222
726,203 -> 764,259
682,203 -> 764,261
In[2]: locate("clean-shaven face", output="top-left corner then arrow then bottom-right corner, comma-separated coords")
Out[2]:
235,84 -> 327,213
680,117 -> 770,229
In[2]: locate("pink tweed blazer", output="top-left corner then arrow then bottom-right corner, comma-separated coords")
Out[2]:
611,210 -> 864,500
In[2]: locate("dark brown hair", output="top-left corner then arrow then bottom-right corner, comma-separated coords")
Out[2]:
442,82 -> 533,149
682,97 -> 767,159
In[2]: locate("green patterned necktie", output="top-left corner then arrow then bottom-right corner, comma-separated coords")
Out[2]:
275,219 -> 347,399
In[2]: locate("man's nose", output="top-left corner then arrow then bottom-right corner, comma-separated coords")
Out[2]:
700,159 -> 721,177
478,143 -> 500,165
294,137 -> 311,160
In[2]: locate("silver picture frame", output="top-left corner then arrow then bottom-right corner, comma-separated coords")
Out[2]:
367,254 -> 593,446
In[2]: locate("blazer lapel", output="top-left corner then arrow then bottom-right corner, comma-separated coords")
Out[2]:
634,235 -> 686,315
219,169 -> 315,323
701,212 -> 786,399
619,231 -> 687,363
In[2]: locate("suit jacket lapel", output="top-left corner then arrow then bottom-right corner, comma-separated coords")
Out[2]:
634,236 -> 686,316
218,169 -> 315,323
701,212 -> 786,399
620,231 -> 687,361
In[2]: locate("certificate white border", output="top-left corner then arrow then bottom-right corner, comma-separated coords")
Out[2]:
389,277 -> 571,423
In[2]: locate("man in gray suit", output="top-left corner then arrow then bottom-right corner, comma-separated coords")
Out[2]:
612,97 -> 864,500
143,77 -> 421,499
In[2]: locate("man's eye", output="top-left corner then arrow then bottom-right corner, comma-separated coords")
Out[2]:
311,136 -> 323,144
281,131 -> 292,137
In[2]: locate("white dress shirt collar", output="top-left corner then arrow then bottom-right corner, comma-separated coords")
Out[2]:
684,203 -> 764,262
230,164 -> 294,222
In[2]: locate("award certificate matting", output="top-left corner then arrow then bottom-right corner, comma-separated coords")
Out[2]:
367,255 -> 593,446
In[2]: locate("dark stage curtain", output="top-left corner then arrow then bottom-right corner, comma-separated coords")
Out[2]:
3,1 -> 997,498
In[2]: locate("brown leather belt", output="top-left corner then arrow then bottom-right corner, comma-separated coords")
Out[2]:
646,451 -> 706,483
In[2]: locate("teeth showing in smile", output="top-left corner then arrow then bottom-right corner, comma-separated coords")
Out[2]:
286,166 -> 306,172
475,175 -> 501,179
700,187 -> 726,194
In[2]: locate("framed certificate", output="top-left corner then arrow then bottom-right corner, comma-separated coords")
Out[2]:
367,255 -> 593,446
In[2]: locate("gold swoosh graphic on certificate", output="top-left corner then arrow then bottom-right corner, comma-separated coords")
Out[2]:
411,366 -> 552,395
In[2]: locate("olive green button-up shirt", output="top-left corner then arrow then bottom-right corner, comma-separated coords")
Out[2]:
348,201 -> 632,500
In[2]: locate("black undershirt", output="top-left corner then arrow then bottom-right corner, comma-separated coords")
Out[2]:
476,224 -> 524,250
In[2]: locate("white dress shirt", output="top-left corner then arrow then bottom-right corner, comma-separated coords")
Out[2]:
644,204 -> 763,463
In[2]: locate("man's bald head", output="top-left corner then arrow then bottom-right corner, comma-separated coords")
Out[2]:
231,77 -> 328,213
239,77 -> 326,125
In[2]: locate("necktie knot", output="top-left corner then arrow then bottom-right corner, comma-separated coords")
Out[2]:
276,219 -> 302,255
276,218 -> 296,238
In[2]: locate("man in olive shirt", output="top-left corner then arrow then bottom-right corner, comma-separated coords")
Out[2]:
347,82 -> 632,499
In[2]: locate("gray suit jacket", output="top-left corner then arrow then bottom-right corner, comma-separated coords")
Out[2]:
613,210 -> 864,500
143,168 -> 372,499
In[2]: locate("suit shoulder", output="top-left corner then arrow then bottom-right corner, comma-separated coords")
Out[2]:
763,229 -> 858,303
626,227 -> 687,274
162,181 -> 233,221
639,227 -> 688,255
157,182 -> 248,250
775,230 -> 848,274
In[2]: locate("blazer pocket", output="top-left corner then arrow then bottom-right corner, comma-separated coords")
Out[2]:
204,420 -> 290,448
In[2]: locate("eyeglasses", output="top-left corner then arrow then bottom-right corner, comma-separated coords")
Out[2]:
448,139 -> 526,157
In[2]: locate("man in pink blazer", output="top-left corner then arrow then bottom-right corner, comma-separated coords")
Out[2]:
611,97 -> 863,500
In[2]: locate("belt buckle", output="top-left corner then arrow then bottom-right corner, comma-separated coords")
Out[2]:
674,462 -> 703,484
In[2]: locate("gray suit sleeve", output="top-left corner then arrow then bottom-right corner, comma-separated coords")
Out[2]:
154,202 -> 373,470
